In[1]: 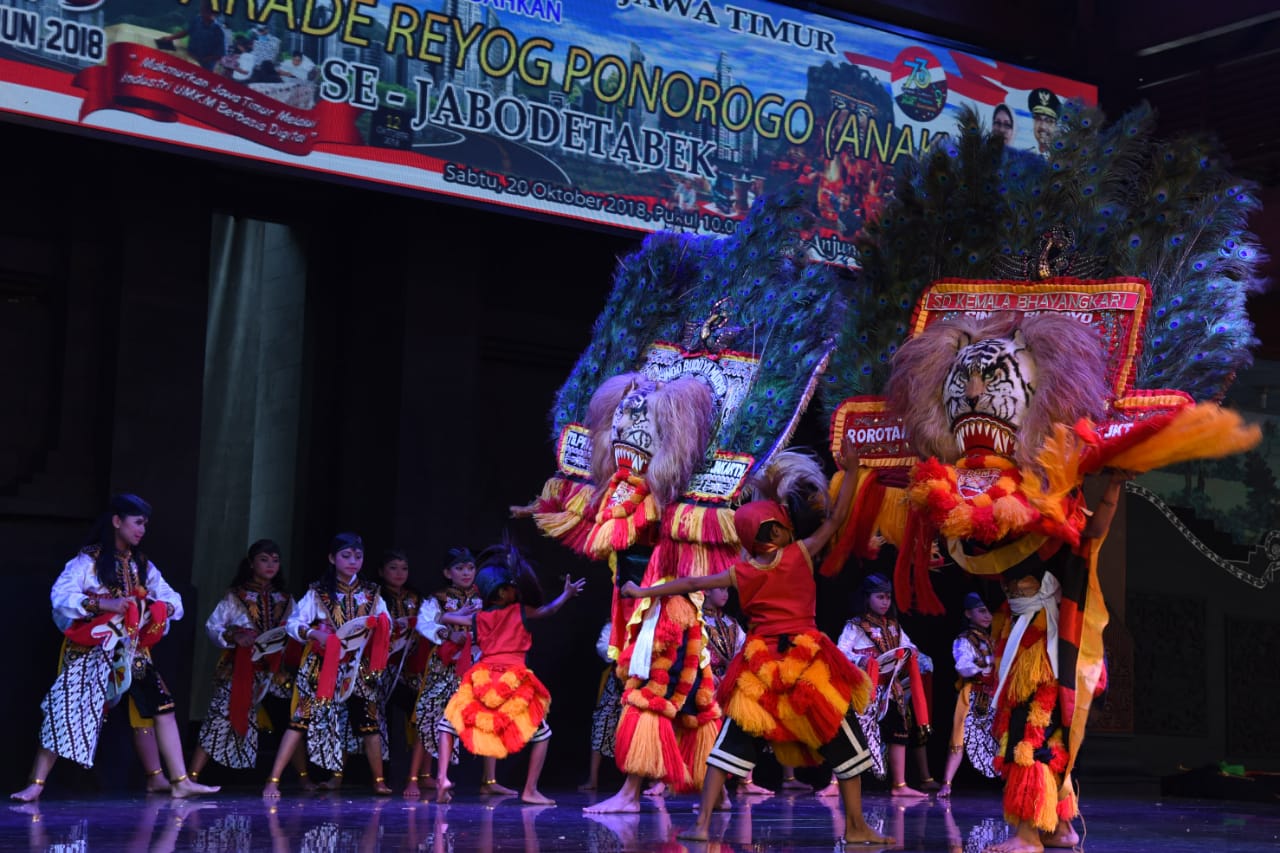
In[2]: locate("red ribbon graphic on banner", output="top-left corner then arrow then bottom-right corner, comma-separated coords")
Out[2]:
73,42 -> 361,155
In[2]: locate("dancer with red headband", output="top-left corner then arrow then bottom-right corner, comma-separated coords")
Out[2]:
621,438 -> 893,845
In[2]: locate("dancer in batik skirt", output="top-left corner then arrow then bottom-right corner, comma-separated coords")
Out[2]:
831,572 -> 938,798
374,549 -> 429,797
261,532 -> 391,798
578,621 -> 623,793
189,539 -> 310,786
940,592 -> 1000,797
411,548 -> 513,796
12,494 -> 220,801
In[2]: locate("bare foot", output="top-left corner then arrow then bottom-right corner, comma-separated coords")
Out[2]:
402,780 -> 420,799
480,780 -> 517,796
584,790 -> 641,814
985,840 -> 1044,853
643,781 -> 666,798
920,778 -> 942,792
372,779 -> 392,796
738,779 -> 774,796
780,777 -> 813,793
521,790 -> 555,805
298,775 -> 318,793
985,826 -> 1044,853
582,811 -> 641,846
577,780 -> 598,792
937,782 -> 953,799
262,779 -> 281,799
891,784 -> 929,799
845,826 -> 896,845
146,775 -> 171,794
676,825 -> 711,842
170,778 -> 220,798
436,780 -> 454,804
419,775 -> 437,791
318,774 -> 342,791
1041,821 -> 1079,849
815,781 -> 840,798
10,784 -> 43,803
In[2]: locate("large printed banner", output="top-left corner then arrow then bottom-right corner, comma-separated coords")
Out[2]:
0,0 -> 1093,263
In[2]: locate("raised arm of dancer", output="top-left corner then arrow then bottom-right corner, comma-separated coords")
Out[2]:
525,576 -> 585,620
1082,469 -> 1132,540
620,570 -> 732,600
801,434 -> 859,556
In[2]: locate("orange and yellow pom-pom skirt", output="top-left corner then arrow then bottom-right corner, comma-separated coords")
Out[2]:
443,662 -> 550,759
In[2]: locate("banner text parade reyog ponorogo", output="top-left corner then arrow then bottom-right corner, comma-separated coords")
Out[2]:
0,0 -> 1094,261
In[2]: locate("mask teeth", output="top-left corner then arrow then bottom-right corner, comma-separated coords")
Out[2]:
955,417 -> 1016,457
613,446 -> 649,474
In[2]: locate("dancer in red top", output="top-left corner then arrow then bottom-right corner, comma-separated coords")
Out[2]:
622,437 -> 892,845
436,543 -> 585,805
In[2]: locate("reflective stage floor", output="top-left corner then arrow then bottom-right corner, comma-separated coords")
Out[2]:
4,787 -> 1278,851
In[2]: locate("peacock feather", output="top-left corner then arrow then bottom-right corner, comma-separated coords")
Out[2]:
822,101 -> 1268,409
822,107 -> 1009,401
550,188 -> 849,480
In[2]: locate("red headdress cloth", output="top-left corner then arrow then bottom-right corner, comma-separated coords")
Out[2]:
733,501 -> 793,551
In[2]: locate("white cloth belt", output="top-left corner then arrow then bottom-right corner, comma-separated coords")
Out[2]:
994,572 -> 1061,706
628,599 -> 664,679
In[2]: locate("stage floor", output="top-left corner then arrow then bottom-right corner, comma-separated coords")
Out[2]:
4,788 -> 1278,851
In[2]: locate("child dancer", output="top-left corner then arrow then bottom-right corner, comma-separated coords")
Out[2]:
578,620 -> 622,792
375,549 -> 428,798
11,493 -> 220,801
261,532 -> 390,798
436,543 -> 584,805
834,572 -> 938,799
190,539 -> 309,785
700,585 -> 807,796
411,548 -> 510,796
939,592 -> 999,797
621,438 -> 892,845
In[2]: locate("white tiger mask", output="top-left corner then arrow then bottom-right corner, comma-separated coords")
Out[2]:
888,313 -> 1109,472
585,373 -> 716,508
942,329 -> 1036,457
611,384 -> 656,473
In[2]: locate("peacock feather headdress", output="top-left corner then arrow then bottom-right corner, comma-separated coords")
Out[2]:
823,102 -> 1267,410
550,187 -> 850,499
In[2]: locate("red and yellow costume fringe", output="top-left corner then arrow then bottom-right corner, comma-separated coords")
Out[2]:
529,466 -> 732,790
443,663 -> 551,759
613,594 -> 720,791
718,629 -> 872,769
839,403 -> 1257,831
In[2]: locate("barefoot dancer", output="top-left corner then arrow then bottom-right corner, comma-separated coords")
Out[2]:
835,573 -> 939,799
621,438 -> 893,845
411,548 -> 511,797
436,543 -> 584,805
578,621 -> 623,793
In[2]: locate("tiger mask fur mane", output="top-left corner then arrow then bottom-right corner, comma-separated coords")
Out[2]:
886,312 -> 1110,472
